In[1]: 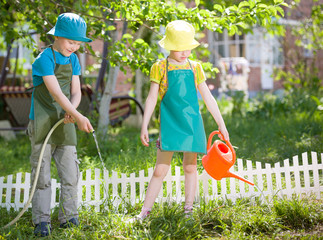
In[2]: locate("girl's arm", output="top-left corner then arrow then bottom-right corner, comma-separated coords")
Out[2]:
198,81 -> 229,141
140,82 -> 159,146
43,75 -> 93,133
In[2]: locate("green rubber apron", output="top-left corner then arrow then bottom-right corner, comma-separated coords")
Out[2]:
160,59 -> 206,154
33,46 -> 77,145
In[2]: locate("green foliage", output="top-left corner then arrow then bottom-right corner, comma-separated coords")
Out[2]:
0,0 -> 288,75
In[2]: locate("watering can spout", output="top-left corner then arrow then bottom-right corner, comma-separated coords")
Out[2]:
225,171 -> 254,186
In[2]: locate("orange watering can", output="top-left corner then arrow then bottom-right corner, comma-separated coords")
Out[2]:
202,131 -> 254,186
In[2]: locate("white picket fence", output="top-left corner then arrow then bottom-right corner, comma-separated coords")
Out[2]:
1,151 -> 322,212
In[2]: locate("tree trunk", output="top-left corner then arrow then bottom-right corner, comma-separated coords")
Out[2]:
97,28 -> 119,140
135,69 -> 143,125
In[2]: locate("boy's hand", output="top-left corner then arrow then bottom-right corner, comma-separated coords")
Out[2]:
75,115 -> 93,133
64,113 -> 76,124
140,128 -> 149,147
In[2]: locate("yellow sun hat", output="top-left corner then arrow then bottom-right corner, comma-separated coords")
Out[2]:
158,20 -> 200,51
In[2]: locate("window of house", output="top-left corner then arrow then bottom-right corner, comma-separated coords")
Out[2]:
211,30 -> 246,64
210,28 -> 283,67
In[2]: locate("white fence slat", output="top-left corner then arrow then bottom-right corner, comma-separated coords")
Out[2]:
229,177 -> 236,202
255,161 -> 263,200
284,159 -> 292,198
265,163 -> 273,196
238,159 -> 246,195
302,152 -> 310,191
51,179 -> 59,209
274,162 -> 283,198
212,175 -> 218,200
6,175 -> 13,211
165,167 -> 172,199
1,152 -> 322,211
14,173 -> 22,210
111,171 -> 118,199
129,173 -> 136,204
293,155 -> 301,194
95,168 -> 101,211
174,166 -> 181,201
103,169 -> 109,200
77,171 -> 83,205
86,169 -> 92,203
139,169 -> 145,201
200,171 -> 209,201
0,177 -> 3,208
311,152 -> 320,198
246,160 -> 254,196
24,173 -> 30,204
220,178 -> 227,196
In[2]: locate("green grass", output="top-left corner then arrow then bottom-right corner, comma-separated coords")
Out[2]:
0,196 -> 322,239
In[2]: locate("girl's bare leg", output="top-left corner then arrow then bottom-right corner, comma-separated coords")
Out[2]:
139,150 -> 173,217
183,152 -> 197,210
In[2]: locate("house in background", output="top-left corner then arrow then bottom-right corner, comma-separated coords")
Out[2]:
207,27 -> 284,98
206,0 -> 322,98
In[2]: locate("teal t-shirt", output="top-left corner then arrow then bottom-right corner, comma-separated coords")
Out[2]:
29,48 -> 81,120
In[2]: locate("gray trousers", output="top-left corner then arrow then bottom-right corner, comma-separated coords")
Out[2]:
27,121 -> 80,224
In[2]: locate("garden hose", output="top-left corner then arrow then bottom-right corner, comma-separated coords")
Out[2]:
2,118 -> 65,229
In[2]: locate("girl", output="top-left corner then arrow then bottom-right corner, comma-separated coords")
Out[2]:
138,20 -> 229,219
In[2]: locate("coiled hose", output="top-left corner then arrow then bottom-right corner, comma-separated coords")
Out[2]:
2,118 -> 65,229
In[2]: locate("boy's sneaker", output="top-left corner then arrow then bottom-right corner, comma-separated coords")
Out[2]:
34,222 -> 51,237
60,217 -> 79,228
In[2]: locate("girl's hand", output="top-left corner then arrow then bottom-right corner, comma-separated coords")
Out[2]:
219,125 -> 230,142
64,113 -> 75,124
140,128 -> 149,147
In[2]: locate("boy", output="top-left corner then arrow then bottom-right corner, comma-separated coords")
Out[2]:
27,13 -> 93,237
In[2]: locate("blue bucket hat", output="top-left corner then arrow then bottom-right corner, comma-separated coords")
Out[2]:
47,13 -> 92,42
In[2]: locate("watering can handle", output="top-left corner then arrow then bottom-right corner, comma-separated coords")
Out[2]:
206,131 -> 236,162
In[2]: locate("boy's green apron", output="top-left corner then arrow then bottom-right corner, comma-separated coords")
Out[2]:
160,59 -> 206,154
33,47 -> 77,145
